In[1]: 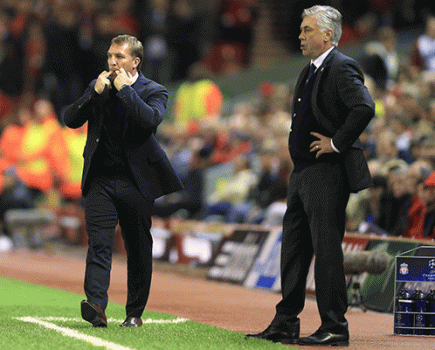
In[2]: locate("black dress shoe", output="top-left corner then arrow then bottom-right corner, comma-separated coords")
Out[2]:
245,322 -> 299,344
81,300 -> 107,328
298,330 -> 349,346
120,317 -> 143,327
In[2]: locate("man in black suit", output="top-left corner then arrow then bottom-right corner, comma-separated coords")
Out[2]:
63,35 -> 183,328
246,5 -> 375,346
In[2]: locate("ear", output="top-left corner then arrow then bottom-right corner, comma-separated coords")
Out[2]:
133,57 -> 140,70
324,29 -> 333,42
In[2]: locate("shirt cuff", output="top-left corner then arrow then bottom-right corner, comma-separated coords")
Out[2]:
331,139 -> 340,153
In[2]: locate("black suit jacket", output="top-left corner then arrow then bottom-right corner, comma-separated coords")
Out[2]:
62,72 -> 183,200
293,47 -> 375,192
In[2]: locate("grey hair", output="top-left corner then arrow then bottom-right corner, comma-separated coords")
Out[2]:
302,5 -> 342,46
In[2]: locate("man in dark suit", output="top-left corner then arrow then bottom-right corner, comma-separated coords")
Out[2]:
246,5 -> 375,346
62,35 -> 183,328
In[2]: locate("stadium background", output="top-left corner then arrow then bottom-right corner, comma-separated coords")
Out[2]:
2,0 -> 435,349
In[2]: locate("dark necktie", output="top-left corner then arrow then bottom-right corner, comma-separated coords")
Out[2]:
305,63 -> 316,84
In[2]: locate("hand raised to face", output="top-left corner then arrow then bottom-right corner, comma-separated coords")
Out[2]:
94,71 -> 112,94
113,68 -> 133,91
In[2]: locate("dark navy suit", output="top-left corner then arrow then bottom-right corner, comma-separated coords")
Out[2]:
63,72 -> 183,318
272,48 -> 375,335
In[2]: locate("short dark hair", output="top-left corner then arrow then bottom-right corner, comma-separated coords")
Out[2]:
111,34 -> 144,71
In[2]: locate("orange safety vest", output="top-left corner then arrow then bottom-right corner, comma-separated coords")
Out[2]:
58,125 -> 87,200
17,116 -> 70,192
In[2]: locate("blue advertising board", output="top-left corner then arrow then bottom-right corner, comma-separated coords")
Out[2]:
396,256 -> 435,282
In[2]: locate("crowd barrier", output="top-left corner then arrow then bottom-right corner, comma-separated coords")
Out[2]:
114,218 -> 435,314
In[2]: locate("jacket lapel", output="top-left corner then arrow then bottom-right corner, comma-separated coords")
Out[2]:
311,48 -> 337,134
122,72 -> 146,137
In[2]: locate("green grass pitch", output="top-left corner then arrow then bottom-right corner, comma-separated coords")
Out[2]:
0,277 -> 293,349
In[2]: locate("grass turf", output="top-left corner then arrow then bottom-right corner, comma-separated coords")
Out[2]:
0,277 -> 293,349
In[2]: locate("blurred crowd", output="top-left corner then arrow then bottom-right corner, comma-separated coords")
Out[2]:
0,0 -> 260,120
0,0 -> 260,249
1,0 -> 435,251
270,0 -> 435,52
156,13 -> 435,243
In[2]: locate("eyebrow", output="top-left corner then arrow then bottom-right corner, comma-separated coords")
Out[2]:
108,52 -> 125,57
300,25 -> 313,31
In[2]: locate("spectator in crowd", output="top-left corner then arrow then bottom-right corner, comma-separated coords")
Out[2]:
361,26 -> 399,91
421,171 -> 435,238
58,123 -> 87,202
110,0 -> 139,36
92,9 -> 116,74
210,127 -> 253,165
351,174 -> 388,234
411,15 -> 435,73
172,63 -> 223,132
389,111 -> 414,163
215,0 -> 258,66
141,0 -> 171,84
16,98 -> 69,204
247,140 -> 280,219
248,138 -> 291,226
414,98 -> 435,138
376,160 -> 412,236
402,159 -> 433,239
203,154 -> 257,222
0,14 -> 24,120
56,122 -> 87,245
0,166 -> 35,239
153,148 -> 206,219
76,0 -> 102,89
374,129 -> 399,165
203,0 -> 258,74
23,21 -> 46,94
166,0 -> 201,81
41,2 -> 83,115
0,106 -> 32,173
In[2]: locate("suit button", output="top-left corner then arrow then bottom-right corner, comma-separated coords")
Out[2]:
298,98 -> 301,102
96,138 -> 99,142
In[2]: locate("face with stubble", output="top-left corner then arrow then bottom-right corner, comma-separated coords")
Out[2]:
107,42 -> 139,79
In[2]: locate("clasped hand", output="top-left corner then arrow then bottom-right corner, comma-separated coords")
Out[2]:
94,68 -> 132,94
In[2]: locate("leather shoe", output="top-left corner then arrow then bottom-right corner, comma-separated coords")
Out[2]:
81,300 -> 107,328
298,330 -> 349,346
120,317 -> 143,327
245,322 -> 299,344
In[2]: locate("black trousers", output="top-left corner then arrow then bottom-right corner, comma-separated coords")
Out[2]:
83,171 -> 154,318
274,162 -> 350,333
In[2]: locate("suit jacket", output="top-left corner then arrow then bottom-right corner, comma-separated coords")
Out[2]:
292,47 -> 375,192
62,72 -> 183,201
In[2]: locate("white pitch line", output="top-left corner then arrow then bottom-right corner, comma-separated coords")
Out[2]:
36,316 -> 188,324
16,316 -> 133,350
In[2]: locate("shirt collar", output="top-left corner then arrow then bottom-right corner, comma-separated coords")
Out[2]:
131,72 -> 139,85
311,46 -> 335,70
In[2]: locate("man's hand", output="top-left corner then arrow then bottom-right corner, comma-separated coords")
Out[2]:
310,132 -> 334,158
113,68 -> 132,91
94,71 -> 112,94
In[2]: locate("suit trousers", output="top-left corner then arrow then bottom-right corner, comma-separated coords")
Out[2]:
274,161 -> 350,333
83,171 -> 154,317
